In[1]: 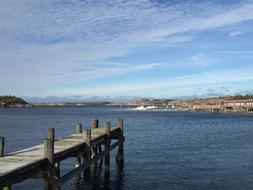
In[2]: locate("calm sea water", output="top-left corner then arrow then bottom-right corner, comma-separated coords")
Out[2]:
1,106 -> 253,190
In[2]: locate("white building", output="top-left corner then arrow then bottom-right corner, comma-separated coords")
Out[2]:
224,99 -> 253,107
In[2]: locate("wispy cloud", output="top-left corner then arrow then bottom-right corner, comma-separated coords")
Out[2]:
54,66 -> 253,97
1,0 -> 253,96
229,31 -> 244,38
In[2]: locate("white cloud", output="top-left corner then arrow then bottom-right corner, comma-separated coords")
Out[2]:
55,66 -> 253,97
229,31 -> 244,38
1,0 -> 253,95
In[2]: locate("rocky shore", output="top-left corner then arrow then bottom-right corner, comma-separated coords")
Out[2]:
0,96 -> 30,108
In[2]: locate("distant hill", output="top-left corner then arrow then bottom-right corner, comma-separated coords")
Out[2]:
0,96 -> 29,108
32,101 -> 112,107
126,98 -> 174,105
220,94 -> 253,100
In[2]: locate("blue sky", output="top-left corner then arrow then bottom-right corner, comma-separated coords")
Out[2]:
0,0 -> 253,101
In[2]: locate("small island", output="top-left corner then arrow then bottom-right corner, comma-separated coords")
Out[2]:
0,96 -> 30,108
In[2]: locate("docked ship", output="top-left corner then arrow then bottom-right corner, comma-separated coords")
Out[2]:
128,105 -> 179,111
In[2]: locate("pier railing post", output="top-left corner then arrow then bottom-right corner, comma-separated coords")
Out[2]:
47,128 -> 61,181
75,123 -> 82,168
75,123 -> 82,134
92,119 -> 98,129
44,137 -> 55,190
91,119 -> 99,155
116,119 -> 124,163
0,136 -> 5,157
104,122 -> 111,174
82,129 -> 92,190
82,129 -> 91,180
48,128 -> 55,141
83,129 -> 91,159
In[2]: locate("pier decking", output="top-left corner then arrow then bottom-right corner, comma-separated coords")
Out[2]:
0,119 -> 124,190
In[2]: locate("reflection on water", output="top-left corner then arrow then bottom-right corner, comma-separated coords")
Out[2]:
63,161 -> 125,190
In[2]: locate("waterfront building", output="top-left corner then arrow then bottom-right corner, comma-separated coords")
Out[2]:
223,99 -> 253,107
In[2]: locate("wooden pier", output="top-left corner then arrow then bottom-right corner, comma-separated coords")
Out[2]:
0,119 -> 124,190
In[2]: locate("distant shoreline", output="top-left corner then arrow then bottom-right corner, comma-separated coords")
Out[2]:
1,105 -> 252,116
1,95 -> 253,114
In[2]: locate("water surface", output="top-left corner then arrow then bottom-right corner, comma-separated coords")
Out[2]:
0,107 -> 253,189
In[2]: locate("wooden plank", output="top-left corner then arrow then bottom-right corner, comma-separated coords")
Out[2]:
0,158 -> 47,188
0,129 -> 107,174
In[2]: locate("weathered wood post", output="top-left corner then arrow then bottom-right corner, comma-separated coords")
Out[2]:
104,122 -> 111,187
47,128 -> 61,181
116,119 -> 124,163
44,137 -> 55,190
55,162 -> 60,180
82,129 -> 91,180
48,128 -> 55,141
91,119 -> 98,154
75,123 -> 82,168
75,123 -> 82,134
0,136 -> 4,157
82,129 -> 92,190
84,129 -> 91,160
92,119 -> 99,129
104,122 -> 111,174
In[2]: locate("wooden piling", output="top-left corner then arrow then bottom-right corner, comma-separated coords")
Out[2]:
116,119 -> 124,162
48,128 -> 55,141
91,119 -> 98,164
76,157 -> 81,168
104,122 -> 111,174
75,123 -> 82,169
0,137 -> 4,158
55,162 -> 61,179
91,119 -> 99,155
45,129 -> 55,167
92,119 -> 98,129
47,128 -> 59,186
44,138 -> 55,190
84,130 -> 91,159
75,157 -> 81,183
92,119 -> 102,154
75,123 -> 82,134
83,129 -> 91,181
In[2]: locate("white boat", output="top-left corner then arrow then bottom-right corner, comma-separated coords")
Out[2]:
134,105 -> 147,110
127,105 -> 180,112
146,105 -> 157,110
130,105 -> 157,111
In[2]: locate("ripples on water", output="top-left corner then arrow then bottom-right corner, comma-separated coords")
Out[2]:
1,107 -> 253,190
